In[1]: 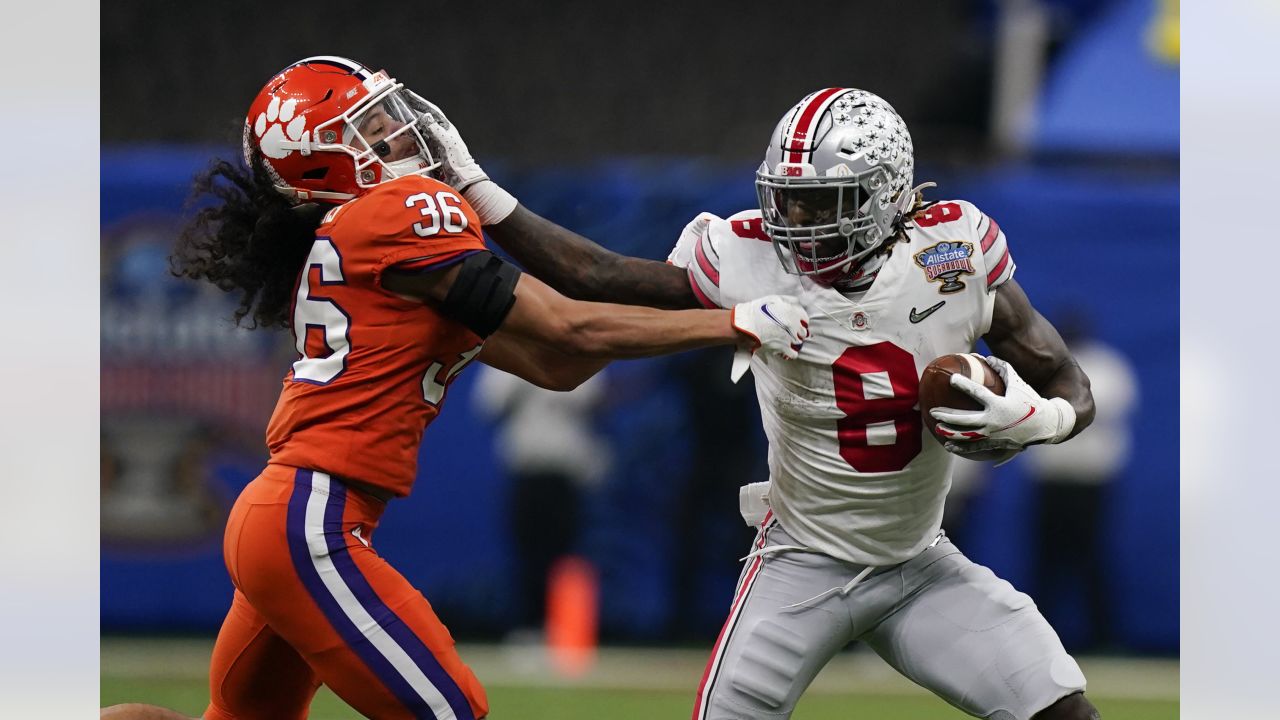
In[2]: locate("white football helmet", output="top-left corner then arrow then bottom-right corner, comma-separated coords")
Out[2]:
755,88 -> 916,283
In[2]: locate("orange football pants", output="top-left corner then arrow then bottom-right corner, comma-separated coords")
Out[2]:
204,464 -> 488,720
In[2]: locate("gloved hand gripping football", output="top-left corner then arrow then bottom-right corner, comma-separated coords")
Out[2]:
929,355 -> 1076,455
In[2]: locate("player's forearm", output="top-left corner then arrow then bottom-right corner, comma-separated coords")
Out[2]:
992,331 -> 1096,441
1037,360 -> 1096,441
566,306 -> 737,359
487,205 -> 700,309
986,281 -> 1095,441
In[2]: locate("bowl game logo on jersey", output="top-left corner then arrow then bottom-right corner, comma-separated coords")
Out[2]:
913,241 -> 976,294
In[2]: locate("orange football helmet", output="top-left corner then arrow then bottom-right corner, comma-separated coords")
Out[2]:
243,56 -> 442,202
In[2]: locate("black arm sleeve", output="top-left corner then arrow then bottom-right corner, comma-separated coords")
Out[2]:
439,251 -> 521,337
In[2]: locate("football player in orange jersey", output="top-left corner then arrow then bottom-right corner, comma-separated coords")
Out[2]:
101,56 -> 812,720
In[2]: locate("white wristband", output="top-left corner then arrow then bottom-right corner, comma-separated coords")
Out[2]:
1046,397 -> 1077,444
462,180 -> 518,226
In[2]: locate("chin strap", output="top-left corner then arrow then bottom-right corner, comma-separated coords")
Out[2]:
831,250 -> 887,294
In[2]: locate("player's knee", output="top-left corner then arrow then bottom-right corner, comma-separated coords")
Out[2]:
724,620 -> 808,712
1032,691 -> 1100,720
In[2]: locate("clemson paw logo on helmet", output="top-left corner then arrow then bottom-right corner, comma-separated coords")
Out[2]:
254,97 -> 306,159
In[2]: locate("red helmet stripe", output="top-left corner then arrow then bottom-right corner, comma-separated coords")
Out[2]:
785,88 -> 845,164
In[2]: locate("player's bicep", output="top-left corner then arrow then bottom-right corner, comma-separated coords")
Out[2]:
383,251 -> 592,347
382,251 -> 522,338
381,261 -> 462,304
983,279 -> 1072,389
495,272 -> 583,344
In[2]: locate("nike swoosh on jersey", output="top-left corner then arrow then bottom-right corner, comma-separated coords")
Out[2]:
909,301 -> 946,324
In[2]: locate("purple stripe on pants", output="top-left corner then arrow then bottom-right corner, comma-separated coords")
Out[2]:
285,469 -> 439,718
322,478 -> 474,720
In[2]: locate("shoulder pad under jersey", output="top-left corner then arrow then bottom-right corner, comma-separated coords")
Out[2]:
326,175 -> 487,280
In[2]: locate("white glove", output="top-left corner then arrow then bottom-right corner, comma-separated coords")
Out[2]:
942,440 -> 1023,467
729,295 -> 810,382
666,212 -> 718,268
930,355 -> 1076,451
420,111 -> 517,225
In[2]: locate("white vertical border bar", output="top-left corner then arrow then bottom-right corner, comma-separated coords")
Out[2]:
0,1 -> 100,718
1183,2 -> 1280,718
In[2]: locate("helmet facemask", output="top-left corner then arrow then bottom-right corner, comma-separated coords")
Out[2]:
323,81 -> 441,189
755,163 -> 898,282
755,88 -> 916,286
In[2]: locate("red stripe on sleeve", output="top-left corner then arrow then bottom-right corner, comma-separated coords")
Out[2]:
986,249 -> 1012,286
980,217 -> 1001,252
694,236 -> 720,286
688,269 -> 718,308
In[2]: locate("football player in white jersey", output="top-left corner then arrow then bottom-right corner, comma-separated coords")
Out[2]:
423,88 -> 1099,720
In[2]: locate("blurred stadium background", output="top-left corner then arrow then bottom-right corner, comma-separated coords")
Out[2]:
101,0 -> 1178,717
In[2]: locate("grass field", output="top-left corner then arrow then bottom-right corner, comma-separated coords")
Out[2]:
102,637 -> 1178,719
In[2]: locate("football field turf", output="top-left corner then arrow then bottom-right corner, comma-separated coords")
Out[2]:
102,637 -> 1178,719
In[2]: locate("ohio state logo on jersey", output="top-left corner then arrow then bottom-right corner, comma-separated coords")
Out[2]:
913,241 -> 976,294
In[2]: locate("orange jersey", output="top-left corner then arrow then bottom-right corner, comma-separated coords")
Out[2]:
266,175 -> 487,497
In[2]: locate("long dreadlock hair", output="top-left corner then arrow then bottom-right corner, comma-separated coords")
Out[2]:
171,152 -> 329,330
893,186 -> 941,242
854,185 -> 941,267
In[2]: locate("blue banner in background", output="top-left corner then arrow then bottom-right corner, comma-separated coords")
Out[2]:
1034,0 -> 1179,154
101,148 -> 1177,652
941,164 -> 1179,651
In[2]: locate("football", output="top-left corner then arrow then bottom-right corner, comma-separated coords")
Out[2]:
918,353 -> 1008,460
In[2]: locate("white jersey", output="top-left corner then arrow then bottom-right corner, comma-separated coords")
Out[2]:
668,200 -> 1016,565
